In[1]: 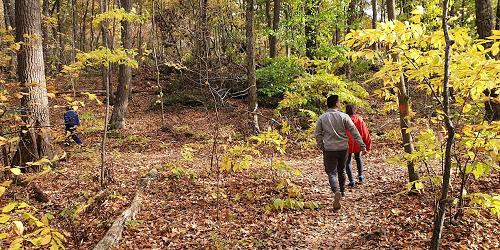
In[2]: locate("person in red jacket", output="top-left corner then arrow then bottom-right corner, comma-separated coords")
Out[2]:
345,104 -> 371,187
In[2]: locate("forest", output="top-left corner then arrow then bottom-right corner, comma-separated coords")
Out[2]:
0,0 -> 499,248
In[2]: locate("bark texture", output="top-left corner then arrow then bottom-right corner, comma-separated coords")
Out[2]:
246,0 -> 259,132
14,0 -> 53,166
109,0 -> 133,130
386,0 -> 419,182
475,0 -> 493,39
270,0 -> 280,58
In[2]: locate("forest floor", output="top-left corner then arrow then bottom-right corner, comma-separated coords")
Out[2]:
5,76 -> 500,249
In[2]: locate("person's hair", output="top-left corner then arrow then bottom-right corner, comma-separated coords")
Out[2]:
346,104 -> 357,116
327,95 -> 339,108
66,106 -> 73,111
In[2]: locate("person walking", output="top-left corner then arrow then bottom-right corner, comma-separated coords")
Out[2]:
346,104 -> 371,188
64,106 -> 82,146
315,95 -> 366,210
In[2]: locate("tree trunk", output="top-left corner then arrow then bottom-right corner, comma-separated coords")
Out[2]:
81,0 -> 90,51
346,0 -> 357,33
100,0 -> 112,100
42,0 -> 50,69
387,0 -> 419,182
90,0 -> 96,51
109,0 -> 132,130
13,0 -> 53,166
372,0 -> 377,28
495,0 -> 500,30
57,0 -> 64,71
246,0 -> 259,132
3,0 -> 12,28
305,0 -> 319,59
71,0 -> 78,61
475,0 -> 493,39
265,0 -> 272,55
430,0 -> 455,248
270,0 -> 280,58
387,0 -> 396,20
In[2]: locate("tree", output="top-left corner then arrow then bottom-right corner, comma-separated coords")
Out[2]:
372,0 -> 377,29
430,0 -> 455,248
305,0 -> 319,59
13,0 -> 53,166
496,0 -> 500,30
475,0 -> 493,39
386,0 -> 419,182
109,0 -> 133,130
2,0 -> 14,29
246,0 -> 259,132
270,0 -> 280,58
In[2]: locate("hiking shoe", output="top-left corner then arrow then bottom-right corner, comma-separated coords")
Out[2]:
348,182 -> 356,188
333,192 -> 342,210
358,175 -> 365,183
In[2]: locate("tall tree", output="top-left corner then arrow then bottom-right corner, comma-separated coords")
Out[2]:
109,0 -> 133,130
430,0 -> 455,248
57,0 -> 65,70
246,0 -> 259,132
270,0 -> 280,58
13,0 -> 53,165
496,0 -> 500,30
371,0 -> 377,29
305,0 -> 319,59
387,0 -> 419,182
475,0 -> 493,39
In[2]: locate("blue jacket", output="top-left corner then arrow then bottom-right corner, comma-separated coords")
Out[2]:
64,110 -> 80,126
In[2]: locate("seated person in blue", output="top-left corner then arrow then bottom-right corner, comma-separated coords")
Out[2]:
64,106 -> 82,146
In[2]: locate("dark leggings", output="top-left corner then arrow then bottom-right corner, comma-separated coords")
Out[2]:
346,152 -> 364,183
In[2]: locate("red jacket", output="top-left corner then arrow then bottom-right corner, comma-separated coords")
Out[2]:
347,114 -> 372,153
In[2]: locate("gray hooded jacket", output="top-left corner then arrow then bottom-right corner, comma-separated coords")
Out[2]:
315,108 -> 366,152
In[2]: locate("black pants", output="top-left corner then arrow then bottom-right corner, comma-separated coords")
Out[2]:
323,150 -> 348,193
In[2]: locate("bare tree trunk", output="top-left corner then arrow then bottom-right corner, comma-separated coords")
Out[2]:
90,0 -> 96,51
475,0 -> 493,39
2,0 -> 11,28
430,0 -> 455,248
265,0 -> 272,55
372,0 -> 377,28
109,0 -> 132,130
387,0 -> 419,183
4,0 -> 16,75
246,0 -> 259,132
71,0 -> 78,60
81,0 -> 90,51
57,0 -> 64,71
100,0 -> 113,100
496,0 -> 500,30
269,0 -> 280,58
13,0 -> 53,166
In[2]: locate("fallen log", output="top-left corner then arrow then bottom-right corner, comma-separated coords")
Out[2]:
93,168 -> 158,250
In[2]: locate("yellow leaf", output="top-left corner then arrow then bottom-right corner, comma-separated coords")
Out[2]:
10,168 -> 21,176
40,234 -> 52,245
0,214 -> 10,223
462,104 -> 472,113
0,186 -> 5,197
12,221 -> 24,236
2,202 -> 17,213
